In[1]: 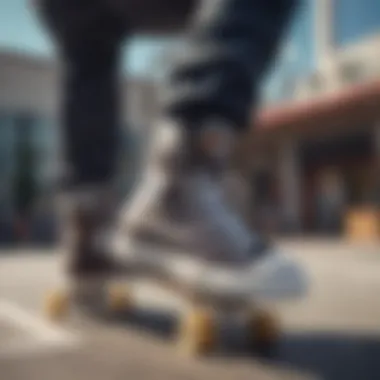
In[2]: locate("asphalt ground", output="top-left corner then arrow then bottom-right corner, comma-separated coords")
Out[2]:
1,240 -> 380,380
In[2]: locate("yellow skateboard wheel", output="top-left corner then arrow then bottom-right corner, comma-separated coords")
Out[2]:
178,307 -> 217,356
43,289 -> 70,321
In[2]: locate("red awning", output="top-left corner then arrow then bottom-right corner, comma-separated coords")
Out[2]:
254,80 -> 380,133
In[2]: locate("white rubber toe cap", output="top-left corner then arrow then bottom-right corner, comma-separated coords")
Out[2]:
248,251 -> 309,300
111,232 -> 309,301
165,249 -> 310,301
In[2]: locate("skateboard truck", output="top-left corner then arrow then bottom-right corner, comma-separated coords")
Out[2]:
42,273 -> 282,357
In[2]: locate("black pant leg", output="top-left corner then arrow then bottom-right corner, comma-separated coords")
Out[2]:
164,0 -> 298,130
37,0 -> 129,187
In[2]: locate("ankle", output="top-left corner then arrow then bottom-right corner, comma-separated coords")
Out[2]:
150,118 -> 237,174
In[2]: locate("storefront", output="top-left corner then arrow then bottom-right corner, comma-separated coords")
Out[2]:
0,51 -> 160,244
0,112 -> 60,243
248,80 -> 380,237
299,130 -> 375,233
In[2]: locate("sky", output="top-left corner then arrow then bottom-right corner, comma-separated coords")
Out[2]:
0,0 -> 172,78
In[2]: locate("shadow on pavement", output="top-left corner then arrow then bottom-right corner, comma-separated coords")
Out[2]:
106,307 -> 380,380
276,332 -> 380,380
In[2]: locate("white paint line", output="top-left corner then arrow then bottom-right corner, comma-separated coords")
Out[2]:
0,337 -> 79,359
0,299 -> 79,345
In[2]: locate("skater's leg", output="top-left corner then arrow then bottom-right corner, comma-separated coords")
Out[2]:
165,0 -> 297,129
115,0 -> 307,298
37,0 -> 127,187
35,0 -> 129,276
119,0 -> 297,258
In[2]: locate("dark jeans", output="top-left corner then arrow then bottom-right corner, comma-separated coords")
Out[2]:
37,0 -> 297,187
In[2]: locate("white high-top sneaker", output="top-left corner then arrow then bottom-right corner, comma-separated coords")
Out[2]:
112,119 -> 308,301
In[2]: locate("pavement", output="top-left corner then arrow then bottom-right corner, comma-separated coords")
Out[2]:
1,239 -> 380,380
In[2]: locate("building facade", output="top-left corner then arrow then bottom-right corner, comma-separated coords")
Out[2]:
250,0 -> 380,236
0,51 -> 159,243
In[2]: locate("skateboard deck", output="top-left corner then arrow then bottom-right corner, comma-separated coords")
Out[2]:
43,248 -> 308,356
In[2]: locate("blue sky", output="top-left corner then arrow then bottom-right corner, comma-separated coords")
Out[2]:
261,0 -> 316,103
334,0 -> 380,46
0,0 -> 171,77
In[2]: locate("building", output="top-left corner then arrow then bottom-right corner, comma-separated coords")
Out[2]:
248,0 -> 380,236
0,50 -> 159,242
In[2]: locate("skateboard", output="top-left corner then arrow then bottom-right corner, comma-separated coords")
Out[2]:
42,251 -> 307,357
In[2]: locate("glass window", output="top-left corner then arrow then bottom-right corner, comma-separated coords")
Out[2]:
334,0 -> 380,46
31,116 -> 60,192
0,112 -> 16,216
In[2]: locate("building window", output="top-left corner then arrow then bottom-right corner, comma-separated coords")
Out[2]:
0,112 -> 15,216
31,117 -> 60,192
340,62 -> 364,84
334,0 -> 380,47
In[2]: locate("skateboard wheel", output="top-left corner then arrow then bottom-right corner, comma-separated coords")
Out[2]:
178,308 -> 216,356
247,309 -> 280,353
107,284 -> 132,312
43,290 -> 70,321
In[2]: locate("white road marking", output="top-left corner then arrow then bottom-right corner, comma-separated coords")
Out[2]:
0,299 -> 80,359
0,337 -> 79,359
